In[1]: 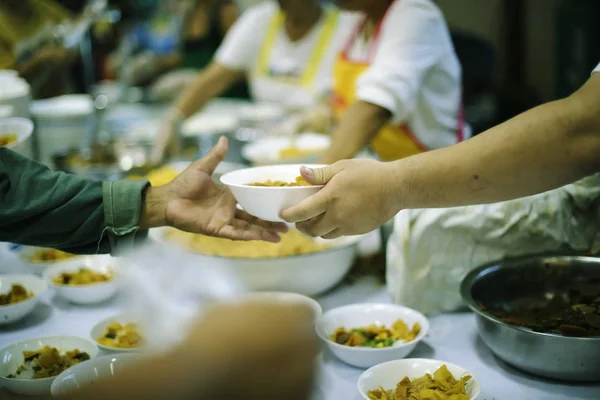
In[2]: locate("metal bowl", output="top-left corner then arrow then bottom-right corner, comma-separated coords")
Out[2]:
461,255 -> 600,382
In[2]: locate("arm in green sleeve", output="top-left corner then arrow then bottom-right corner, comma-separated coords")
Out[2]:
0,148 -> 149,255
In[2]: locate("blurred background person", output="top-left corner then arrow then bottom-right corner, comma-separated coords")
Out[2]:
151,0 -> 359,163
273,0 -> 466,163
110,0 -> 244,95
0,0 -> 78,98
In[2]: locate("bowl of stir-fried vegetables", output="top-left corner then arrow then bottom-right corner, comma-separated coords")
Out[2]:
316,304 -> 429,368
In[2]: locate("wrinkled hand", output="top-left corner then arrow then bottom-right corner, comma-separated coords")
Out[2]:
280,159 -> 400,238
147,136 -> 286,242
175,302 -> 318,400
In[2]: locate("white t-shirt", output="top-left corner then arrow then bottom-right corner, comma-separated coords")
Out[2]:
215,1 -> 359,109
346,0 -> 464,149
594,63 -> 600,73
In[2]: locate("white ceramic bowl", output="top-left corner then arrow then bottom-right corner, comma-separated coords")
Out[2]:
43,256 -> 117,305
15,246 -> 83,276
357,359 -> 480,400
315,304 -> 429,369
242,133 -> 331,166
0,117 -> 34,158
238,292 -> 322,322
0,274 -> 47,325
151,228 -> 362,296
0,336 -> 99,396
51,353 -> 140,396
90,314 -> 144,353
220,164 -> 324,222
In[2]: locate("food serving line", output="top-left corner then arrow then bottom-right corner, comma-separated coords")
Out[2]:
0,245 -> 597,400
1,98 -> 600,399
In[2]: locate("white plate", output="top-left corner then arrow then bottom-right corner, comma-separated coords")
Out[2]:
0,336 -> 99,396
315,303 -> 429,369
51,353 -> 141,396
357,358 -> 480,400
43,256 -> 118,305
242,133 -> 331,166
0,274 -> 47,325
90,314 -> 145,353
220,164 -> 324,222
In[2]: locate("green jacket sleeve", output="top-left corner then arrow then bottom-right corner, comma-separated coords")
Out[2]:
0,148 -> 149,255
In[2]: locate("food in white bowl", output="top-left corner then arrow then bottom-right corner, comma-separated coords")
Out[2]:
220,164 -> 324,222
0,274 -> 47,325
357,359 -> 480,400
43,256 -> 117,304
315,304 -> 429,368
0,117 -> 34,158
242,133 -> 331,165
0,336 -> 98,396
16,246 -> 82,276
51,353 -> 140,396
152,227 -> 362,296
238,292 -> 322,322
91,314 -> 144,353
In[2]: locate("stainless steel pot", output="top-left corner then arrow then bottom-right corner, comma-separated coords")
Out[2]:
460,255 -> 600,382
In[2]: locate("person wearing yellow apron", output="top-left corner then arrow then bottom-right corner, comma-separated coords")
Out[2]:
319,0 -> 466,163
152,0 -> 358,162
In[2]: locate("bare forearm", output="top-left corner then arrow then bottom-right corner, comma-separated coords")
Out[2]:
173,63 -> 242,117
391,92 -> 600,210
320,101 -> 390,164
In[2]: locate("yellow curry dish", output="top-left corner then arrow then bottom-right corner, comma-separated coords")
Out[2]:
97,322 -> 143,349
52,268 -> 113,286
165,229 -> 328,258
127,165 -> 179,186
5,346 -> 90,379
0,134 -> 17,147
27,248 -> 78,263
0,284 -> 33,306
368,364 -> 472,400
249,176 -> 311,187
331,319 -> 421,348
278,146 -> 322,159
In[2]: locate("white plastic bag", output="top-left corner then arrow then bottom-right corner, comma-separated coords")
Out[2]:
387,174 -> 600,314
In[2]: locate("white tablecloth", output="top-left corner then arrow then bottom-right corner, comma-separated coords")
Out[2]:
1,274 -> 599,400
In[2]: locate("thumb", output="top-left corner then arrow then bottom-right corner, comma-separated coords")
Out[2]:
301,163 -> 341,185
194,136 -> 228,175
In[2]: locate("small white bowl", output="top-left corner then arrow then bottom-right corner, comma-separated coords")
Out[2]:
91,314 -> 144,353
315,304 -> 429,369
0,117 -> 34,158
357,359 -> 480,400
238,292 -> 322,322
242,133 -> 331,166
51,353 -> 141,396
220,164 -> 324,222
43,256 -> 117,305
15,246 -> 83,276
0,274 -> 47,325
0,336 -> 99,396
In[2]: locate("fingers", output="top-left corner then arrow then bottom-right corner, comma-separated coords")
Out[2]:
300,162 -> 342,185
321,228 -> 343,240
219,219 -> 282,243
193,136 -> 228,176
235,209 -> 289,233
296,212 -> 337,238
280,189 -> 329,223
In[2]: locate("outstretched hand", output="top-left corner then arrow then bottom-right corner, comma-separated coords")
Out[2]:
280,159 -> 400,239
142,137 -> 287,242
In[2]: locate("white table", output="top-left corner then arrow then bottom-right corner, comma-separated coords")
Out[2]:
1,274 -> 599,400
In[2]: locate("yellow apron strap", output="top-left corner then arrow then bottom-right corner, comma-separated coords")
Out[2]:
254,11 -> 285,78
254,8 -> 339,90
300,8 -> 339,88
